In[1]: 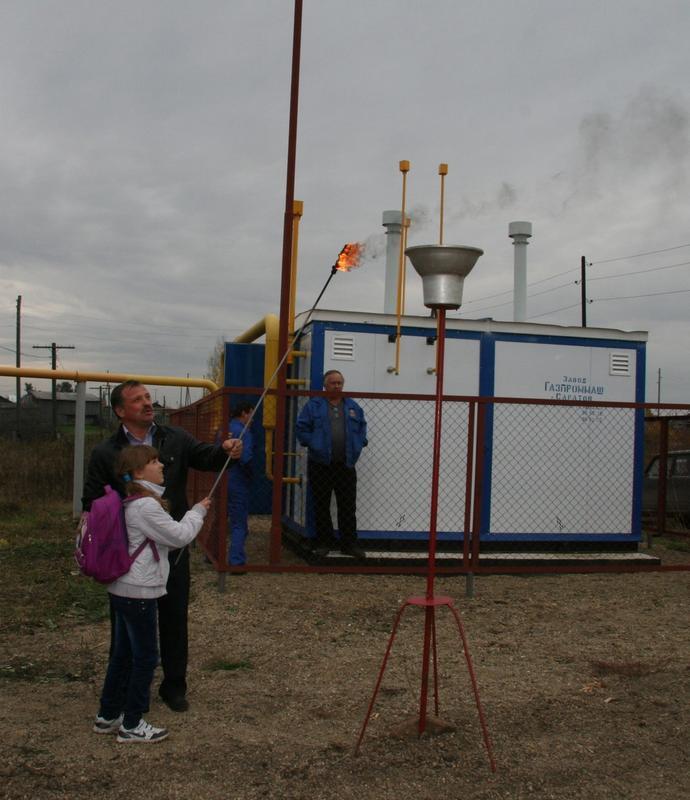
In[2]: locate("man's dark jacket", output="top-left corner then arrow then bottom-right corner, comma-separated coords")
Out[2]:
82,424 -> 228,522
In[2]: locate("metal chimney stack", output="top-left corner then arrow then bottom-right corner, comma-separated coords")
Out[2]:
509,221 -> 532,322
382,210 -> 403,314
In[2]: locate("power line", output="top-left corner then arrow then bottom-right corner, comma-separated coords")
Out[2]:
462,265 -> 580,307
595,288 -> 690,302
591,243 -> 690,265
0,344 -> 46,359
528,303 -> 582,320
589,259 -> 690,283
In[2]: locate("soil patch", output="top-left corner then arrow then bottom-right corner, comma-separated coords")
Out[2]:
2,523 -> 689,800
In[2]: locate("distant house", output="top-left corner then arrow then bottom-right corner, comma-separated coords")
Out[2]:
21,389 -> 102,426
0,395 -> 15,409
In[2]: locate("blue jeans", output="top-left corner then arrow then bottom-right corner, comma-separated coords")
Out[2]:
99,594 -> 159,729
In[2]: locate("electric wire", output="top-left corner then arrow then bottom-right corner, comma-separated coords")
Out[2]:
591,243 -> 690,265
0,344 -> 46,359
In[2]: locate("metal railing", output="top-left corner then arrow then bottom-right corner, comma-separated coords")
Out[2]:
171,389 -> 690,578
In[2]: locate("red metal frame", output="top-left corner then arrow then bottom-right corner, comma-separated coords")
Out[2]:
170,388 -> 690,577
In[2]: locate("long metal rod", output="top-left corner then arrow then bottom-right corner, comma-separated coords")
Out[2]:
393,161 -> 409,374
207,263 -> 338,498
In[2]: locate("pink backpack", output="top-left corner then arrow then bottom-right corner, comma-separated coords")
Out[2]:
75,485 -> 159,584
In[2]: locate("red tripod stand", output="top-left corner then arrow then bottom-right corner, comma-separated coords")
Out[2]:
354,307 -> 496,772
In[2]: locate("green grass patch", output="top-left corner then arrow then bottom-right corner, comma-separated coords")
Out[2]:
0,501 -> 109,633
656,536 -> 690,553
204,658 -> 253,672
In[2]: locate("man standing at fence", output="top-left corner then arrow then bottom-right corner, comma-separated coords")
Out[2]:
296,369 -> 368,560
82,380 -> 242,713
227,402 -> 254,567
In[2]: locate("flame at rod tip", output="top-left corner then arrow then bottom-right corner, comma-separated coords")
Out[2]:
335,242 -> 364,272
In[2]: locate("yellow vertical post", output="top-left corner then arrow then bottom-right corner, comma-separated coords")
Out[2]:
287,200 -> 303,364
401,215 -> 411,315
438,163 -> 448,245
394,160 -> 410,375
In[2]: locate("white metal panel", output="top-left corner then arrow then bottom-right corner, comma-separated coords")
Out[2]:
493,341 -> 637,402
491,341 -> 637,534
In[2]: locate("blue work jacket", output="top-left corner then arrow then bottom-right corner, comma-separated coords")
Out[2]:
296,396 -> 368,467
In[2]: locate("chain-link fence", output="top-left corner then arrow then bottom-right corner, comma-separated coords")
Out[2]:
643,412 -> 690,537
171,389 -> 690,576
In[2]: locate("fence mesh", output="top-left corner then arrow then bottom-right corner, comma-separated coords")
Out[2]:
489,404 -> 637,535
170,389 -> 690,574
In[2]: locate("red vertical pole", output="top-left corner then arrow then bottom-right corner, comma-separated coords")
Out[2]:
218,389 -> 230,566
463,400 -> 476,570
471,400 -> 487,570
269,0 -> 303,565
417,307 -> 447,734
657,417 -> 669,536
425,306 -> 447,597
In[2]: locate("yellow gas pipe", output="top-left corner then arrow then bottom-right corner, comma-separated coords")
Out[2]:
0,366 -> 218,393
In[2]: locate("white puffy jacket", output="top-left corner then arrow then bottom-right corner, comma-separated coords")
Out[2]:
107,481 -> 208,599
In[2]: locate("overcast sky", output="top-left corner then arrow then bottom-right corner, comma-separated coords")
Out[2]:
1,0 -> 689,406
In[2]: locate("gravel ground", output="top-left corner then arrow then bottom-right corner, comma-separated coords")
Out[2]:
3,524 -> 689,800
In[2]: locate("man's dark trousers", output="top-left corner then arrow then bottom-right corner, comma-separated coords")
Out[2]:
308,460 -> 357,547
157,546 -> 190,700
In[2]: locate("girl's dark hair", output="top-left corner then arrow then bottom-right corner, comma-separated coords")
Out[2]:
116,445 -> 168,509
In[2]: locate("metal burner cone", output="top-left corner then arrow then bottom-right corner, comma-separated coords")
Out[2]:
406,244 -> 483,309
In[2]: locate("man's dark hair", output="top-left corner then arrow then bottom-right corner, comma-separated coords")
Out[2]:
323,370 -> 344,386
110,380 -> 143,412
231,402 -> 255,419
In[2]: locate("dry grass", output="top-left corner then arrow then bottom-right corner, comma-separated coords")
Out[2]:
589,658 -> 672,677
0,433 -> 104,504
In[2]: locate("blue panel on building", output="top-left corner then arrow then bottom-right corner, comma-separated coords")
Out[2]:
224,342 -> 272,514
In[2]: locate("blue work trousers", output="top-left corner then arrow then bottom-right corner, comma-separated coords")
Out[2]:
227,476 -> 250,565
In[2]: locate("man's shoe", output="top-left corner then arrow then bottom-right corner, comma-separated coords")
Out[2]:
117,718 -> 168,743
93,713 -> 124,734
310,545 -> 331,558
340,544 -> 366,560
160,693 -> 189,712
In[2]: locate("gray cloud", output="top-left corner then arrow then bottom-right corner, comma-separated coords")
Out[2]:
1,1 -> 690,405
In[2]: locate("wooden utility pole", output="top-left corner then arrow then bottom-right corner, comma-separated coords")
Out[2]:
32,342 -> 76,436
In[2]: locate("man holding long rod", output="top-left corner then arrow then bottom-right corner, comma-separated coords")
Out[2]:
83,381 -> 243,713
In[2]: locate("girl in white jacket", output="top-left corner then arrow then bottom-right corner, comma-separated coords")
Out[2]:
93,445 -> 211,743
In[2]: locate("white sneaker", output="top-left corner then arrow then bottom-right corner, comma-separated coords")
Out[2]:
116,718 -> 169,743
93,714 -> 124,734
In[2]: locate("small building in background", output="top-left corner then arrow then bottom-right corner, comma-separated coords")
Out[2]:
21,389 -> 102,426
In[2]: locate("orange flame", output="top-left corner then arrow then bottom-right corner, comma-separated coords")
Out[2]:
335,242 -> 364,272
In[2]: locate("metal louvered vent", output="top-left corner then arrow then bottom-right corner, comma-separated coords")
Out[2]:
331,335 -> 355,361
609,352 -> 631,376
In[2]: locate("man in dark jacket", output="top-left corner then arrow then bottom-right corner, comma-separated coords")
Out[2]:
296,370 -> 367,560
82,380 -> 242,712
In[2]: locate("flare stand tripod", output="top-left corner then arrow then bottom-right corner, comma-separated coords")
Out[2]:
354,245 -> 496,772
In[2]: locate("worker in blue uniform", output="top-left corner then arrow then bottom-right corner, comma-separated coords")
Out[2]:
296,370 -> 368,560
227,402 -> 254,566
